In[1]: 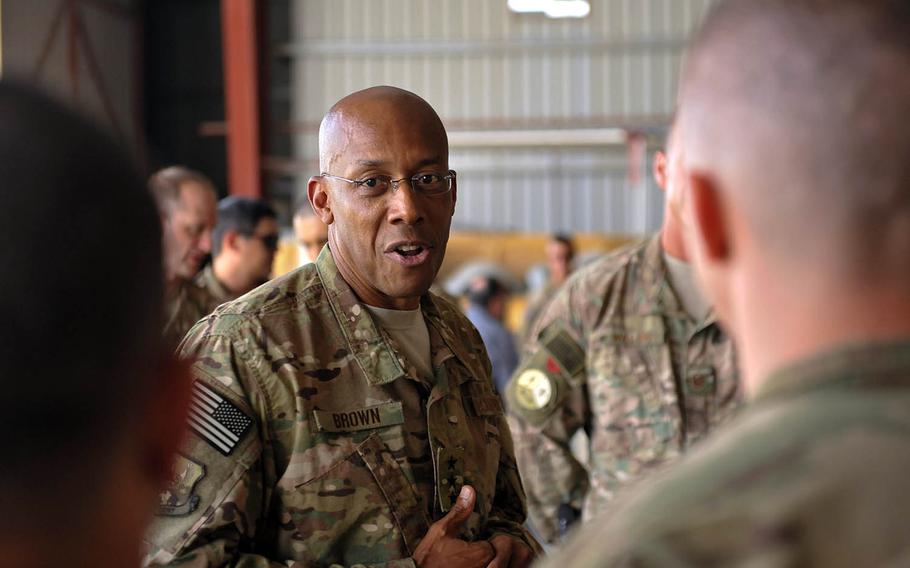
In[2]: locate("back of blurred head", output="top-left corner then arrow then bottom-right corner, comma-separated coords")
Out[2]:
149,165 -> 218,287
677,0 -> 910,391
0,83 -> 191,567
467,275 -> 509,321
546,233 -> 574,285
212,196 -> 279,293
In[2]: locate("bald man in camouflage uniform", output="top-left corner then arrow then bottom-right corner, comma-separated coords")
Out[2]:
540,0 -> 910,565
145,87 -> 538,567
507,125 -> 740,544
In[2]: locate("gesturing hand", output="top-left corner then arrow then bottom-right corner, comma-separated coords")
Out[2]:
413,485 -> 495,568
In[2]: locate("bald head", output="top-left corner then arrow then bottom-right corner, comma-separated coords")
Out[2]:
318,86 -> 448,173
680,0 -> 910,275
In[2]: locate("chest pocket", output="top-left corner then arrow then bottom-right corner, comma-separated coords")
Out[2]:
588,317 -> 682,475
275,401 -> 430,565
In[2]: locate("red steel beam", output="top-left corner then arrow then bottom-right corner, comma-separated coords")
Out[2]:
221,0 -> 262,197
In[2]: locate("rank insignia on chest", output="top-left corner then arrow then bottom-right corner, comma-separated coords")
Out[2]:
188,381 -> 253,456
157,454 -> 205,516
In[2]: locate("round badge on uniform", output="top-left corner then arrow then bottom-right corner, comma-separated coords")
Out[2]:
514,369 -> 554,410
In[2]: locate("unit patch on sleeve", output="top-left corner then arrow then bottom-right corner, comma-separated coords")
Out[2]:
513,369 -> 554,410
157,453 -> 205,517
188,380 -> 253,456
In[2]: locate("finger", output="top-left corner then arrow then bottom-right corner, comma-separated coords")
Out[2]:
508,541 -> 534,568
437,485 -> 476,535
485,536 -> 512,568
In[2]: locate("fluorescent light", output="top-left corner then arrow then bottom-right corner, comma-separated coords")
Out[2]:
507,0 -> 591,18
544,1 -> 590,18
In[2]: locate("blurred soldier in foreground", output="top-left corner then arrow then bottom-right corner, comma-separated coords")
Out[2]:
522,234 -> 574,340
541,0 -> 910,565
194,196 -> 279,312
507,121 -> 740,543
145,86 -> 539,567
149,166 -> 218,346
0,83 -> 191,567
293,198 -> 329,265
465,275 -> 519,397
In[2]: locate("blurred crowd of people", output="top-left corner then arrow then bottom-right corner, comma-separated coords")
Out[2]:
3,1 -> 910,567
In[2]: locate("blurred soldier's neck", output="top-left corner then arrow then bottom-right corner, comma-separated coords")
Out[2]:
213,254 -> 251,296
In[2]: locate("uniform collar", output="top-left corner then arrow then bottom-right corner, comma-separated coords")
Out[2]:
754,339 -> 910,403
315,246 -> 407,386
198,264 -> 234,304
640,233 -> 718,329
314,246 -> 477,388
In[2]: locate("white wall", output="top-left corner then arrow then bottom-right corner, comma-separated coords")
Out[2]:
289,0 -> 715,234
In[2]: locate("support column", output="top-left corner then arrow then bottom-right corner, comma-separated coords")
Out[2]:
221,0 -> 261,197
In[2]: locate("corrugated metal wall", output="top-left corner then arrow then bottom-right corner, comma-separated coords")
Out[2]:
287,0 -> 715,234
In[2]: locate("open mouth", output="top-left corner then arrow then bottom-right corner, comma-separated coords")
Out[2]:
386,242 -> 432,266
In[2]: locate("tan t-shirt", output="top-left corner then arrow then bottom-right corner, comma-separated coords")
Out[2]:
663,252 -> 711,323
365,304 -> 433,380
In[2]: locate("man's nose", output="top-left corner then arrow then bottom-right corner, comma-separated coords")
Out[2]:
387,180 -> 424,226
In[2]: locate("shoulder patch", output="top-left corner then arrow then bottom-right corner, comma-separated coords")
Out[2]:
157,454 -> 205,517
514,369 -> 554,410
541,326 -> 585,376
188,381 -> 253,456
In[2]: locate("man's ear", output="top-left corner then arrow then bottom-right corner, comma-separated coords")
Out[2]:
224,229 -> 242,252
653,151 -> 668,191
141,355 -> 193,488
308,177 -> 334,225
449,175 -> 458,217
688,172 -> 730,262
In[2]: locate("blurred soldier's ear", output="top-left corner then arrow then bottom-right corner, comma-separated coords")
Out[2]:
687,172 -> 730,263
139,355 -> 194,488
653,151 -> 668,191
308,176 -> 334,225
224,229 -> 242,253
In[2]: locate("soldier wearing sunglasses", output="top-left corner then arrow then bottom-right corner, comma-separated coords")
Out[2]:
193,196 -> 280,314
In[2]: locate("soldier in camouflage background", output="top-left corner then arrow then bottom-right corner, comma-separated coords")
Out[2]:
506,120 -> 741,544
150,166 -> 219,348
145,86 -> 539,567
540,0 -> 910,565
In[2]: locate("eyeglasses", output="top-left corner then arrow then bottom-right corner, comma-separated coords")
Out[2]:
318,170 -> 456,197
246,233 -> 279,251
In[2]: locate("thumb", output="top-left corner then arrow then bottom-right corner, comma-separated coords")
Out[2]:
439,485 -> 476,534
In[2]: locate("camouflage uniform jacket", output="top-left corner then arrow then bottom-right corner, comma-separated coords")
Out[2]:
163,276 -> 220,350
506,234 -> 740,543
194,263 -> 237,315
145,247 -> 537,567
538,340 -> 910,567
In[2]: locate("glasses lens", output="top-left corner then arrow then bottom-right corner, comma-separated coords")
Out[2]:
413,173 -> 452,195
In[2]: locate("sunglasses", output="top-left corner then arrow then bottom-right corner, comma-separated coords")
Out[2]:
247,233 -> 279,251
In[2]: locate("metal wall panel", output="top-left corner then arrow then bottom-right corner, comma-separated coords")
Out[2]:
288,0 -> 715,234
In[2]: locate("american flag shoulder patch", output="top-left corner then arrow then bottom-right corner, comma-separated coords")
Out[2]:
189,381 -> 253,456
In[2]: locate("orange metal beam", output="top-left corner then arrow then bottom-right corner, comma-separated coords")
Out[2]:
221,0 -> 261,197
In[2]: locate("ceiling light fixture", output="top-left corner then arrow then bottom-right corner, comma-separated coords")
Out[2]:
507,0 -> 591,19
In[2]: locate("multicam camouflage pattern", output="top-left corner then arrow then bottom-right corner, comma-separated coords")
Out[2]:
162,278 -> 217,350
144,246 -> 537,567
538,340 -> 910,567
162,266 -> 236,350
193,264 -> 236,314
507,234 -> 740,543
